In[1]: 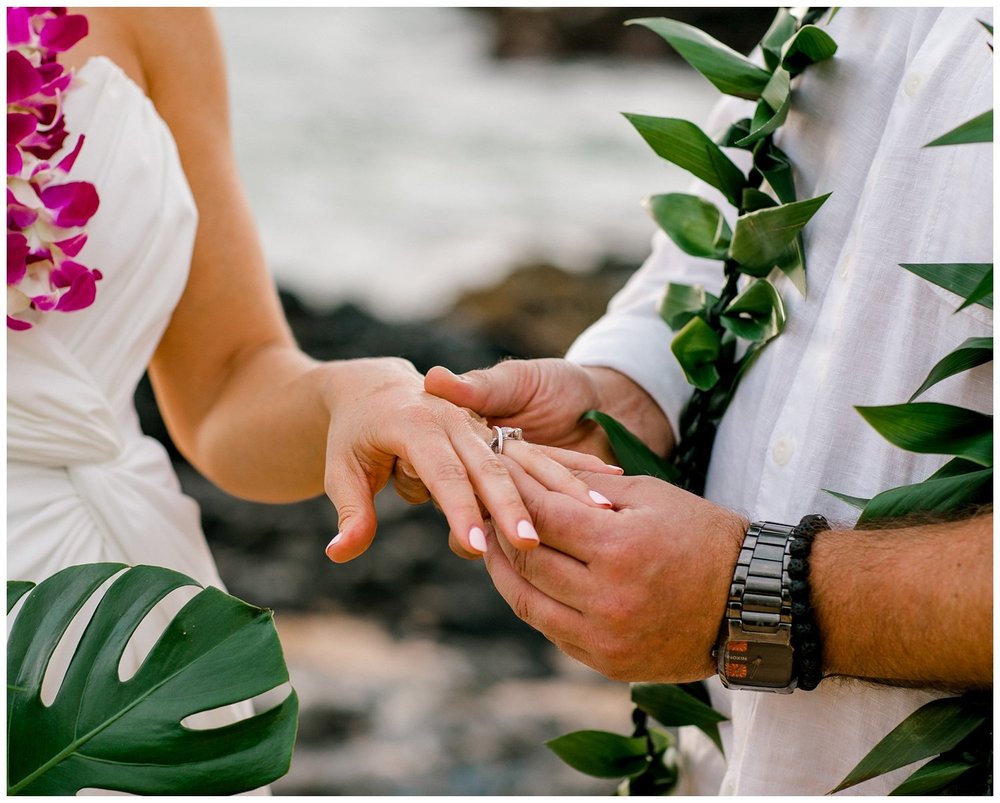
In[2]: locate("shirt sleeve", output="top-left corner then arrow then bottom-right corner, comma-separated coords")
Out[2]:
565,228 -> 730,442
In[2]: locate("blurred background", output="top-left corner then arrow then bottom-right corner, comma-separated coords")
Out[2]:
136,7 -> 773,795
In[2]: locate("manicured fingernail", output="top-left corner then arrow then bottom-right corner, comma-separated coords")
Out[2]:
325,533 -> 342,558
589,489 -> 613,508
606,464 -> 625,474
469,526 -> 487,553
516,519 -> 539,542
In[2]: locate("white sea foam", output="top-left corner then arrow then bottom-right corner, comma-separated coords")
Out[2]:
218,8 -> 715,320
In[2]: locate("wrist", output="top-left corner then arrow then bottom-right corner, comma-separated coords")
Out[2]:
583,366 -> 675,456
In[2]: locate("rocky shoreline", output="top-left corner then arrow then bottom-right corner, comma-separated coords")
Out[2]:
135,259 -> 642,795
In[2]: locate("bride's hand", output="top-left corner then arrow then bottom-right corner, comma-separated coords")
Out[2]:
320,357 -> 618,562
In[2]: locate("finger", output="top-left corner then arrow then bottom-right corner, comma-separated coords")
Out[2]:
482,525 -> 587,644
497,458 -> 618,563
444,422 -> 543,551
492,527 -> 591,610
502,440 -> 615,510
323,452 -> 381,563
425,362 -> 537,420
529,443 -> 624,476
400,436 -> 492,557
448,527 -> 484,561
392,460 -> 432,505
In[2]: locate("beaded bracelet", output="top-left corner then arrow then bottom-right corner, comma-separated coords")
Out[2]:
788,514 -> 830,691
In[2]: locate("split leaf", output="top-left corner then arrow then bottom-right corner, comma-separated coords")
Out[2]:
7,564 -> 298,795
759,8 -> 798,72
735,68 -> 791,147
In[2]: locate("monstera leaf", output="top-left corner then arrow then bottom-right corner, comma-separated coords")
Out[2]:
7,563 -> 299,795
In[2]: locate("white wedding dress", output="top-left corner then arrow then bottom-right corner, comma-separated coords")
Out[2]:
8,57 -> 261,759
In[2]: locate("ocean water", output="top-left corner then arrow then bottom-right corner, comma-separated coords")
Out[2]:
217,8 -> 716,320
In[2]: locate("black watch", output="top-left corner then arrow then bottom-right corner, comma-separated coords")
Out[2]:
713,521 -> 797,693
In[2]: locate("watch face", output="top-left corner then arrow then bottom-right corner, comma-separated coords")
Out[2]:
722,640 -> 794,688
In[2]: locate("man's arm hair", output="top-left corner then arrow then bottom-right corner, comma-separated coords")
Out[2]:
811,510 -> 992,690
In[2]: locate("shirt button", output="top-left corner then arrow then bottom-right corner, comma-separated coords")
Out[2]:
772,437 -> 794,466
904,73 -> 922,97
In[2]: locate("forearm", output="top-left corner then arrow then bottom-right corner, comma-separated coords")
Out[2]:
811,513 -> 992,689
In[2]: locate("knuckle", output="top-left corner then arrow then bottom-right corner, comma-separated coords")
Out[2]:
511,588 -> 533,623
434,461 -> 470,485
477,456 -> 510,479
334,502 -> 366,525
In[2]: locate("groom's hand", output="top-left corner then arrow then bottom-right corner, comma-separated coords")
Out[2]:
483,460 -> 746,683
424,359 -> 675,464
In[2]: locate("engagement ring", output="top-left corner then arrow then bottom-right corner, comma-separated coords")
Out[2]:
489,426 -> 523,455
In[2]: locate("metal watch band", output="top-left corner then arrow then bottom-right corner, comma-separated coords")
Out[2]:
716,521 -> 796,692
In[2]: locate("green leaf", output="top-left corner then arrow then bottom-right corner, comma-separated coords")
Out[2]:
671,315 -> 722,390
979,19 -> 993,36
627,18 -> 772,100
7,580 -> 34,614
780,25 -> 838,75
546,730 -> 649,779
624,114 -> 746,206
927,456 -> 986,481
831,696 -> 987,793
759,8 -> 798,72
729,193 -> 831,275
718,118 -> 753,149
824,490 -> 871,511
775,237 -> 809,297
900,263 -> 993,310
582,410 -> 679,483
957,266 -> 993,311
856,402 -> 992,467
658,282 -> 717,332
720,279 -> 786,342
631,682 -> 726,755
857,468 -> 992,525
753,140 -> 796,204
889,754 -> 978,795
735,69 -> 791,147
740,187 -> 778,212
645,194 -> 731,259
909,337 -> 993,401
926,109 -> 993,147
7,564 -> 298,795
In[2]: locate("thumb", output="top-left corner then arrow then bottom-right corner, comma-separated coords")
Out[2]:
324,454 -> 380,563
425,362 -> 537,419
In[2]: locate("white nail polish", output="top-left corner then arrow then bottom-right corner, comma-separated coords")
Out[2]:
326,533 -> 343,553
469,527 -> 487,553
589,489 -> 613,507
516,520 -> 539,541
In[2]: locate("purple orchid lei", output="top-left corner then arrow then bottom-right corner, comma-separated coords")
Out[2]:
7,7 -> 101,331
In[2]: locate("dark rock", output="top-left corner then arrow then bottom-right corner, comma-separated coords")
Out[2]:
474,7 -> 777,61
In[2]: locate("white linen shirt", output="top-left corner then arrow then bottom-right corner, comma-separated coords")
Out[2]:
565,7 -> 993,796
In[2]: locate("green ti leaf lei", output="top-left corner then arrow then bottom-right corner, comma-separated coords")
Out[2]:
558,9 -> 993,797
557,8 -> 838,795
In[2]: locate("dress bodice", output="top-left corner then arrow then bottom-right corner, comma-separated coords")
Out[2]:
8,56 -> 221,591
